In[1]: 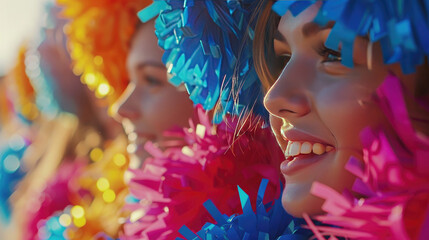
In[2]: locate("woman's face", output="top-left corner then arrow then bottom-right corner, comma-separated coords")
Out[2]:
264,3 -> 418,216
113,20 -> 194,161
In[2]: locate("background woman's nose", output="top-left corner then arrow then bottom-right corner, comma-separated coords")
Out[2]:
112,83 -> 141,121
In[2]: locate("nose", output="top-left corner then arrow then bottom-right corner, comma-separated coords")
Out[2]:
112,83 -> 141,122
263,58 -> 312,120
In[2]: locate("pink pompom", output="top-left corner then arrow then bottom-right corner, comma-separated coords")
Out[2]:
24,161 -> 85,240
121,106 -> 283,240
308,74 -> 429,240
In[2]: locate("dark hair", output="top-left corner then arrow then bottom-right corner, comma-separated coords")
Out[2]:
253,0 -> 281,91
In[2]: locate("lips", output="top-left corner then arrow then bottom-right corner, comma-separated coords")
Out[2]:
134,132 -> 155,143
126,130 -> 156,155
284,141 -> 333,158
280,128 -> 335,175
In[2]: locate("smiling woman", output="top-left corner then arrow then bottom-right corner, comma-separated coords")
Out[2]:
249,0 -> 429,237
254,0 -> 429,219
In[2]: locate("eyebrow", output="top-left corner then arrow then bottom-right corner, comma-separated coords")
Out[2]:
136,61 -> 166,70
302,21 -> 335,37
274,21 -> 336,43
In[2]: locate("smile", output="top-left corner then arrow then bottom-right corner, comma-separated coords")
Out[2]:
284,141 -> 334,159
280,129 -> 336,175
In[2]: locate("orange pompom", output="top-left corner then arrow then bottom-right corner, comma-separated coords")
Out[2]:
57,0 -> 152,104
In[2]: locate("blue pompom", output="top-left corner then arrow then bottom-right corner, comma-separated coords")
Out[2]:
140,0 -> 268,123
272,0 -> 429,74
0,135 -> 28,223
177,179 -> 314,240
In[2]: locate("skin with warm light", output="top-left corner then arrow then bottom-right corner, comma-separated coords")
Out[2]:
262,3 -> 428,217
113,19 -> 194,162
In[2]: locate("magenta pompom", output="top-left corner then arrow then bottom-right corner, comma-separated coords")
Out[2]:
24,161 -> 84,240
122,106 -> 284,240
307,74 -> 429,240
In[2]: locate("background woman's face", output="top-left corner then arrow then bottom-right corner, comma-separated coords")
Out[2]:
263,3 -> 418,217
114,20 -> 194,161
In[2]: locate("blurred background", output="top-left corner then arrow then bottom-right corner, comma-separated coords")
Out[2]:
1,0 -> 49,76
0,1 -> 131,239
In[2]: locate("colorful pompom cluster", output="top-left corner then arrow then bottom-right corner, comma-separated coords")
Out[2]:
122,106 -> 283,239
272,0 -> 429,73
139,0 -> 267,123
24,162 -> 84,240
24,139 -> 130,240
0,47 -> 35,223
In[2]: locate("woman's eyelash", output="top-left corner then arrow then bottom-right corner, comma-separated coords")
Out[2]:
277,53 -> 291,66
316,44 -> 342,62
145,76 -> 162,86
274,44 -> 342,69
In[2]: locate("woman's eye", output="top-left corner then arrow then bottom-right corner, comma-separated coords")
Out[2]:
324,53 -> 342,62
278,53 -> 291,66
271,53 -> 291,79
317,45 -> 342,63
274,53 -> 291,71
145,76 -> 162,86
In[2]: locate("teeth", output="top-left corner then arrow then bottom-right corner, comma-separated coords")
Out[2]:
284,141 -> 334,158
312,143 -> 325,155
301,142 -> 312,154
289,142 -> 301,156
286,141 -> 292,156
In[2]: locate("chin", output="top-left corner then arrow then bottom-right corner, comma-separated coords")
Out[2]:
281,151 -> 358,218
281,181 -> 325,217
131,146 -> 152,165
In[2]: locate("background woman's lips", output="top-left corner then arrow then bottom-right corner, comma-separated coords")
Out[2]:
134,132 -> 156,141
125,131 -> 156,152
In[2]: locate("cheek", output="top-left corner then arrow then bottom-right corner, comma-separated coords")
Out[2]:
143,88 -> 193,135
282,80 -> 384,216
316,75 -> 387,150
